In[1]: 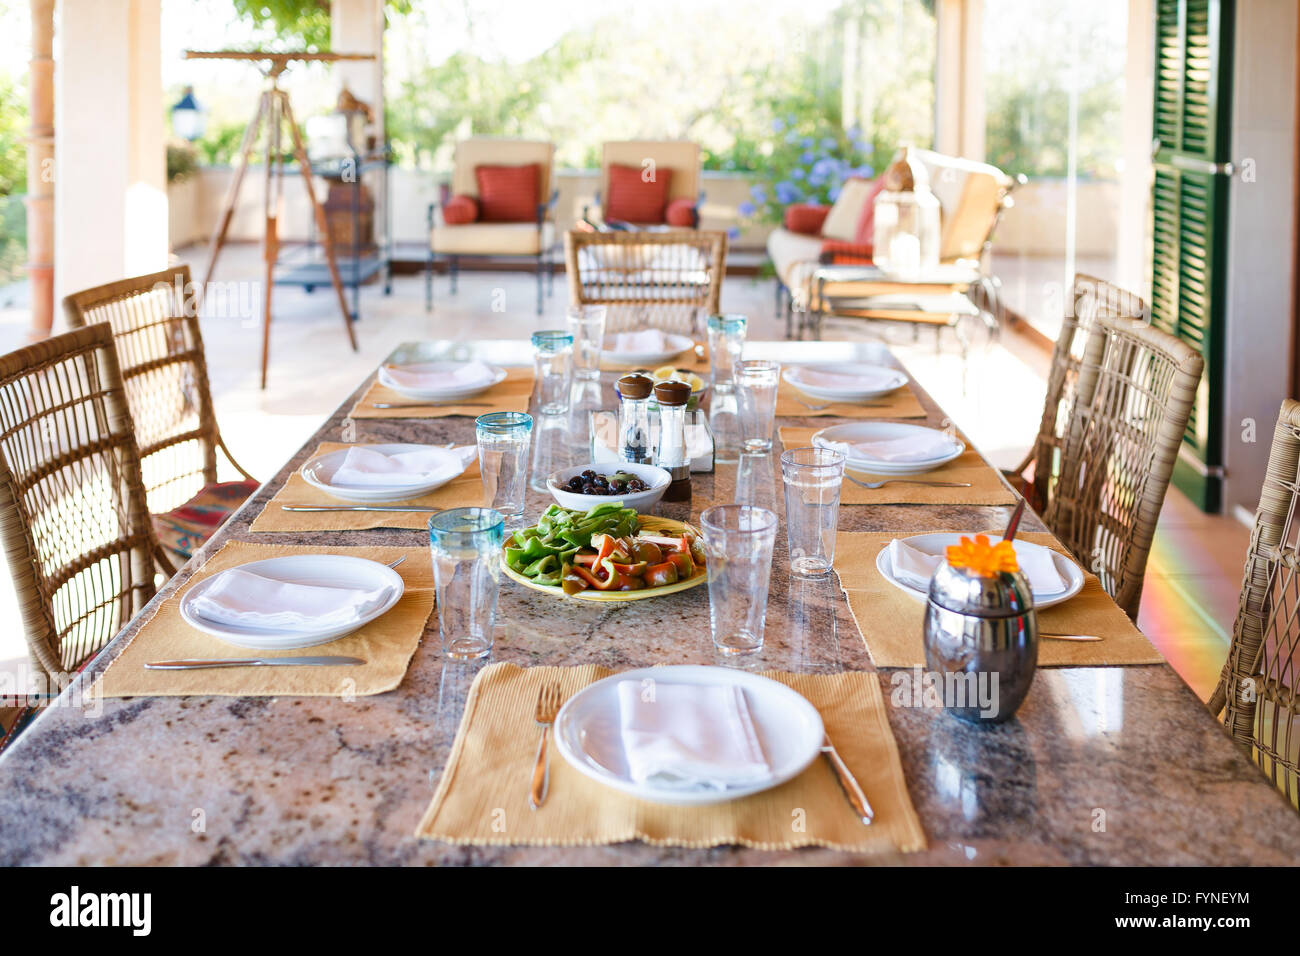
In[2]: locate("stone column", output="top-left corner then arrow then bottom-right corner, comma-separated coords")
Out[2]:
54,0 -> 166,311
25,0 -> 54,340
330,0 -> 385,141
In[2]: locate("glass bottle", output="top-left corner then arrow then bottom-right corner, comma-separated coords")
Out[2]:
615,374 -> 654,465
653,380 -> 692,501
872,146 -> 941,278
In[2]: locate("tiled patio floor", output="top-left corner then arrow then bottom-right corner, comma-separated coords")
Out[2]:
0,243 -> 1240,704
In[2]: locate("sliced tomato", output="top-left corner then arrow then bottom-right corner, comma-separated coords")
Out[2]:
645,560 -> 678,588
666,549 -> 694,579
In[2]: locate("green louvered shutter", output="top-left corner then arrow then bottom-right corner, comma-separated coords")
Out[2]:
1150,0 -> 1233,511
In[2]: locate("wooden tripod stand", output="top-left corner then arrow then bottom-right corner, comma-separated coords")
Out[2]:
186,51 -> 374,388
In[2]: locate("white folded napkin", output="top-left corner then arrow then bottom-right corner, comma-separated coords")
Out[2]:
795,365 -> 900,391
329,445 -> 474,489
190,568 -> 394,632
822,430 -> 958,463
379,360 -> 497,392
888,538 -> 1067,597
617,680 -> 771,790
611,329 -> 669,354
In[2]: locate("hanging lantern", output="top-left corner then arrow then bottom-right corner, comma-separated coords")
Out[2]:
872,146 -> 940,277
170,86 -> 205,142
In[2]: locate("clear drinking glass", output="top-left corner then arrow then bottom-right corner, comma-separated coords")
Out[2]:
429,507 -> 504,660
706,314 -> 747,389
531,330 -> 574,415
736,444 -> 778,513
566,305 -> 607,381
781,446 -> 846,576
475,411 -> 532,522
529,412 -> 572,492
700,504 -> 778,656
736,359 -> 781,454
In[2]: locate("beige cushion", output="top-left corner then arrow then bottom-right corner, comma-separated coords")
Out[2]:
432,221 -> 554,256
819,178 -> 876,241
451,139 -> 555,203
765,227 -> 824,306
912,148 -> 1010,261
601,141 -> 701,202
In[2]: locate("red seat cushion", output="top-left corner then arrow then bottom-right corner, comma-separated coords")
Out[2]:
474,164 -> 540,222
442,194 -> 479,225
152,479 -> 259,562
665,197 -> 697,228
605,163 -> 673,224
818,239 -> 874,265
784,203 -> 831,236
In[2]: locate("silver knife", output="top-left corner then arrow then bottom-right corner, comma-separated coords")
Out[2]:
281,504 -> 443,513
372,402 -> 492,409
146,656 -> 366,670
821,734 -> 874,825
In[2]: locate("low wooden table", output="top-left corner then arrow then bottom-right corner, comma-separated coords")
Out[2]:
0,339 -> 1296,865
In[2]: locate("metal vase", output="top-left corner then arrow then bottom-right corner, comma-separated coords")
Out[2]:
923,561 -> 1038,724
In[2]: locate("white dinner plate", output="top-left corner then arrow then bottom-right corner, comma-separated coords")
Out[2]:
554,665 -> 825,807
782,363 -> 908,402
179,554 -> 404,650
812,422 -> 965,475
377,362 -> 507,401
600,332 -> 695,367
300,443 -> 475,503
874,532 -> 1085,610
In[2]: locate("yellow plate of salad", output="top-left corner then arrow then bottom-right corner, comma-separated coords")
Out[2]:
502,503 -> 707,602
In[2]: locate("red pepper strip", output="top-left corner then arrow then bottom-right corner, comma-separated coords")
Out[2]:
568,565 -> 605,590
573,553 -> 598,566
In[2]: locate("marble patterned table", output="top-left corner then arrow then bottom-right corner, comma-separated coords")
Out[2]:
1,339 -> 1297,866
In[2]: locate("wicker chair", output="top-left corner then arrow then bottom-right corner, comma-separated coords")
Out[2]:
0,324 -> 174,680
1041,314 -> 1203,619
63,266 -> 258,562
1209,400 -> 1300,806
564,229 -> 727,335
1005,274 -> 1148,511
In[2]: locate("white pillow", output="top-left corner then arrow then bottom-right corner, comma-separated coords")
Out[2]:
819,178 -> 876,241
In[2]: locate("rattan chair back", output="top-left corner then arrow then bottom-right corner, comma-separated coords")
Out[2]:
63,265 -> 253,513
0,324 -> 172,679
564,229 -> 726,334
1042,314 -> 1203,619
1209,400 -> 1300,806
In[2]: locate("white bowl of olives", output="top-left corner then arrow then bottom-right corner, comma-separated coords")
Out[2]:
547,462 -> 671,512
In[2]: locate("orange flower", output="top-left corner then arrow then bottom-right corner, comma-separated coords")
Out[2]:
945,534 -> 1019,576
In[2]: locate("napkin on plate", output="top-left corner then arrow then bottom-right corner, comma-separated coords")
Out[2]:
821,430 -> 958,463
189,568 -> 395,632
329,445 -> 474,488
617,681 -> 771,790
379,360 -> 497,392
611,329 -> 669,354
888,538 -> 1066,596
795,365 -> 900,391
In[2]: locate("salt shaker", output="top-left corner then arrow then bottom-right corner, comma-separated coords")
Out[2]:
652,380 -> 692,501
615,374 -> 654,465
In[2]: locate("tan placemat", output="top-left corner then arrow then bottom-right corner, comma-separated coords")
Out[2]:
94,542 -> 435,698
417,662 -> 926,853
779,427 -> 1018,506
349,367 -> 533,419
835,531 -> 1163,668
776,379 -> 926,419
249,442 -> 484,532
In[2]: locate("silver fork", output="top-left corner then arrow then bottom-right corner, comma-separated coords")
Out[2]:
846,475 -> 972,490
529,683 -> 562,810
793,397 -> 888,411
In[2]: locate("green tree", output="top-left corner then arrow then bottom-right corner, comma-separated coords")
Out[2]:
228,0 -> 412,50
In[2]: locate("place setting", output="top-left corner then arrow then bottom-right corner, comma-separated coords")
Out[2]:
599,328 -> 706,371
775,361 -> 926,418
251,441 -> 483,532
94,541 -> 436,699
778,421 -> 1018,505
350,356 -> 533,419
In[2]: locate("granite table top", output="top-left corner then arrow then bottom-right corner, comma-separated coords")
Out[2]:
1,339 -> 1297,866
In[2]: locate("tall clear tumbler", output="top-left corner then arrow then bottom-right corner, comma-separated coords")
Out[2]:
566,305 -> 607,381
531,330 -> 574,415
700,504 -> 778,655
429,507 -> 504,660
780,446 -> 845,576
736,359 -> 781,454
475,411 -> 532,523
706,313 -> 747,389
